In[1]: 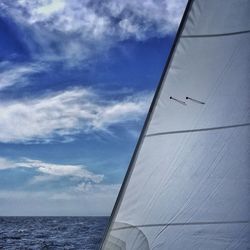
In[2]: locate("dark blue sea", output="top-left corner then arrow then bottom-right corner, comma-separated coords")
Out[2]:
0,217 -> 109,250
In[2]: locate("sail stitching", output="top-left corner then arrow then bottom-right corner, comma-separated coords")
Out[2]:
112,220 -> 249,231
146,123 -> 250,137
181,29 -> 250,38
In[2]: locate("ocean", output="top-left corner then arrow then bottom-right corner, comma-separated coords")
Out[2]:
0,216 -> 109,250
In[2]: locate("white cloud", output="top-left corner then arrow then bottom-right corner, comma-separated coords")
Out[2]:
17,0 -> 187,37
74,182 -> 119,195
0,88 -> 151,143
107,0 -> 187,39
0,0 -> 187,65
18,158 -> 104,183
34,0 -> 65,16
0,156 -> 103,183
0,62 -> 43,90
0,157 -> 14,170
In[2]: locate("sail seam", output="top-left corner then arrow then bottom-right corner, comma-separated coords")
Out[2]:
112,221 -> 249,231
181,29 -> 250,38
146,123 -> 250,137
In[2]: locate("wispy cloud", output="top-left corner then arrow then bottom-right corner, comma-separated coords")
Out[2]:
16,0 -> 186,37
0,88 -> 152,143
0,156 -> 103,183
33,0 -> 65,16
0,62 -> 43,90
0,0 -> 187,65
0,157 -> 14,170
19,158 -> 104,183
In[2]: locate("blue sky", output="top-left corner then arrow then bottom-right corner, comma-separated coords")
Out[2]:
0,0 -> 186,216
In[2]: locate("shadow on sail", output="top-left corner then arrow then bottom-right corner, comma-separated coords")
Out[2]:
105,222 -> 149,250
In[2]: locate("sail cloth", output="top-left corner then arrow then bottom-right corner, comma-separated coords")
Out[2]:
101,0 -> 250,249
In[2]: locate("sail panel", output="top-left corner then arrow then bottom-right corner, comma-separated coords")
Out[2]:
183,0 -> 250,36
147,32 -> 250,135
116,126 -> 249,226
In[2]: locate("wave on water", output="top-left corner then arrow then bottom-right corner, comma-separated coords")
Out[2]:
0,216 -> 108,250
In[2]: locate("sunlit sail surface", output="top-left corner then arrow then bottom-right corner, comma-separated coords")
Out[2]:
101,0 -> 250,249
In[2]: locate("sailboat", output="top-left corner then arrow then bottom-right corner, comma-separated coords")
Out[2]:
101,0 -> 250,249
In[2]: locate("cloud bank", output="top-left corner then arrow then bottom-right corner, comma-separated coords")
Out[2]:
0,184 -> 120,216
0,156 -> 119,215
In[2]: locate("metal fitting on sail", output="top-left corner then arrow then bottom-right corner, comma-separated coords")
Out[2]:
170,96 -> 186,105
186,96 -> 205,105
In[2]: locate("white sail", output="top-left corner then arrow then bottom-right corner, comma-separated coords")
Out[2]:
102,0 -> 250,249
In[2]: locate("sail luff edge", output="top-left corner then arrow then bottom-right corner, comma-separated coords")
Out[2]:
100,0 -> 196,248
146,122 -> 250,137
111,220 -> 250,231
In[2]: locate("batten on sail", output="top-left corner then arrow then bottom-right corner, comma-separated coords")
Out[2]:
101,0 -> 250,249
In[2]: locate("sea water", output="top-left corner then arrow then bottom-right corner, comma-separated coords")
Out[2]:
0,216 -> 108,250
